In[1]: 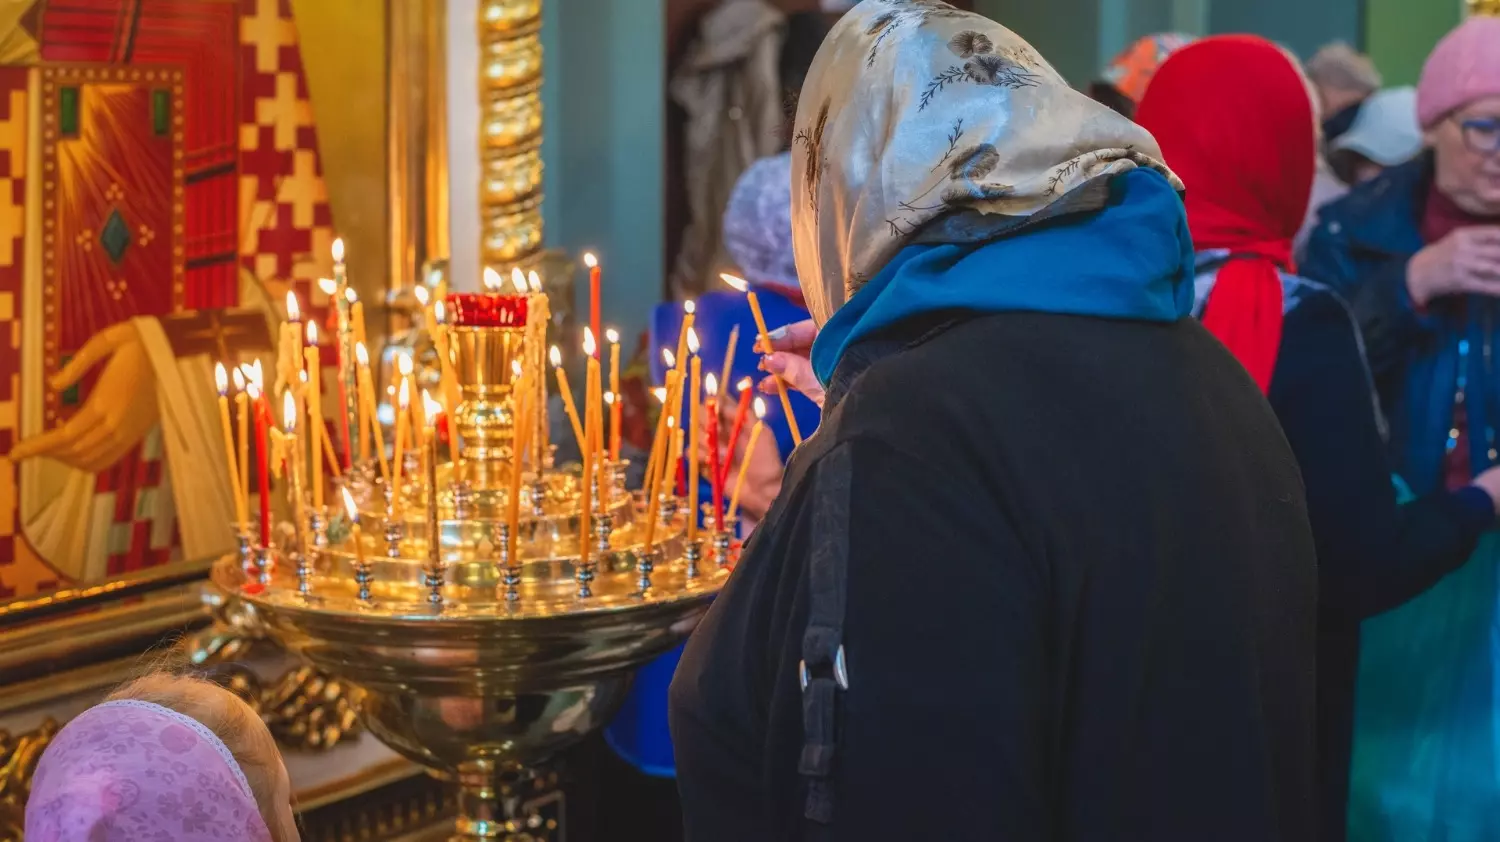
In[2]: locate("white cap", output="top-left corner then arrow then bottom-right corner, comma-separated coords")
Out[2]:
1331,87 -> 1424,166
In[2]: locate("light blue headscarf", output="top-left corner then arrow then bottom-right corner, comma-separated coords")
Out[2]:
810,168 -> 1196,384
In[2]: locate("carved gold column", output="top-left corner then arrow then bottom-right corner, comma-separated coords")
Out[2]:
478,0 -> 545,271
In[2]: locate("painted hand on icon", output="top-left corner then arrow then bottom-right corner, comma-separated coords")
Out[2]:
8,321 -> 160,473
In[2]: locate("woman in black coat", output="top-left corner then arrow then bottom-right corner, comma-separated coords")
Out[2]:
668,5 -> 1319,841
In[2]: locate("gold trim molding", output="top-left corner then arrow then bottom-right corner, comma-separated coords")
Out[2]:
478,0 -> 544,270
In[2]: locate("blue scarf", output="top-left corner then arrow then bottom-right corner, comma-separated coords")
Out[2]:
810,169 -> 1197,384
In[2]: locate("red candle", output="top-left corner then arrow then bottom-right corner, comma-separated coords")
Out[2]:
248,383 -> 272,547
705,377 -> 721,531
720,378 -> 753,489
677,451 -> 688,498
584,253 -> 601,359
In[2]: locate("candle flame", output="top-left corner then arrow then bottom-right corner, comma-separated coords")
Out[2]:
398,379 -> 410,409
511,359 -> 523,379
686,327 -> 700,354
345,287 -> 358,303
605,327 -> 620,344
331,238 -> 345,263
355,342 -> 369,366
582,327 -> 596,357
653,387 -> 667,403
282,390 -> 297,430
340,485 -> 360,524
511,267 -> 527,294
704,373 -> 718,397
528,270 -> 543,293
422,390 -> 442,427
414,286 -> 430,306
667,414 -> 676,429
317,278 -> 337,296
233,367 -> 246,391
737,376 -> 752,392
214,362 -> 228,396
285,291 -> 301,322
753,396 -> 767,419
249,360 -> 265,388
684,299 -> 696,315
482,267 -> 502,290
398,353 -> 413,376
549,345 -> 562,368
247,381 -> 261,400
583,252 -> 598,269
604,391 -> 615,405
305,320 -> 319,346
299,369 -> 308,384
661,347 -> 676,368
719,273 -> 748,292
433,299 -> 446,324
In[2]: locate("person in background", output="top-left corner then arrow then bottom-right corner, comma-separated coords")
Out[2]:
1328,87 -> 1425,185
1136,36 -> 1500,842
26,672 -> 298,842
1307,42 -> 1382,145
672,3 -> 1318,839
1300,14 -> 1500,840
1085,32 -> 1195,118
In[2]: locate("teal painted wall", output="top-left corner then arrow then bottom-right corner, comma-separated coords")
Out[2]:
541,0 -> 665,345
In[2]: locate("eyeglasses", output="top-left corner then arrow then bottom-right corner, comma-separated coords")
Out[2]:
1459,116 -> 1500,156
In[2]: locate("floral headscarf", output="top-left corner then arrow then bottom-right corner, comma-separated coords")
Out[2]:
721,152 -> 799,296
25,700 -> 274,842
789,0 -> 1181,326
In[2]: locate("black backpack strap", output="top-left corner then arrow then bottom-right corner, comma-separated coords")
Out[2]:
799,441 -> 852,825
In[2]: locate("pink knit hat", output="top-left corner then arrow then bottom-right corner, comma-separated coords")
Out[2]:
1416,16 -> 1500,128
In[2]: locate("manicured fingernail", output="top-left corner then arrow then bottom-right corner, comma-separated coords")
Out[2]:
767,326 -> 787,340
764,355 -> 786,374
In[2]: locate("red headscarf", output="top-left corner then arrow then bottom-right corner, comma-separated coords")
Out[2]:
1135,36 -> 1316,393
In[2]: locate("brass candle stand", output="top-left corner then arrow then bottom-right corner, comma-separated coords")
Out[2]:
215,292 -> 726,842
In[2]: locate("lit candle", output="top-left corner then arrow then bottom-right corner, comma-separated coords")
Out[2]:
674,300 -> 695,382
583,328 -> 604,507
392,376 -> 411,516
510,267 -> 528,295
722,274 -> 801,445
718,325 -> 740,411
431,300 -> 463,478
606,328 -> 622,460
584,253 -> 601,359
642,371 -> 680,553
233,367 -> 250,517
726,397 -> 768,528
248,379 -> 271,547
282,390 -> 306,556
720,377 -> 753,489
351,300 -> 367,350
506,369 -> 533,563
355,343 -> 390,483
667,421 -> 685,500
704,373 -> 720,533
341,484 -> 368,570
483,266 -> 503,291
551,345 -> 586,459
304,322 -> 324,509
643,348 -> 676,490
216,363 -> 248,532
423,390 -> 442,579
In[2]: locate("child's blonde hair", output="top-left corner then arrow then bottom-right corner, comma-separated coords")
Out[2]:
108,672 -> 295,841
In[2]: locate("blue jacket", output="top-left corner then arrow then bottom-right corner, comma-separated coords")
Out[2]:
604,286 -> 821,778
1302,155 -> 1497,496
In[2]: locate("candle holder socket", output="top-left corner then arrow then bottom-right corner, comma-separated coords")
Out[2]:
712,531 -> 733,569
684,539 -> 703,580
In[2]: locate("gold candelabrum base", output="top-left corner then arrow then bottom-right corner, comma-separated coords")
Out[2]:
223,316 -> 729,841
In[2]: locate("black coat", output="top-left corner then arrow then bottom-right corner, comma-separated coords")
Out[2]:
670,312 -> 1319,842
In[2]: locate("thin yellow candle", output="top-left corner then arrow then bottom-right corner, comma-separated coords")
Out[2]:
355,343 -> 389,483
583,329 -> 604,506
664,421 -> 684,509
606,328 -> 622,460
304,322 -> 324,509
718,324 -> 739,411
351,300 -> 368,350
643,348 -> 676,490
722,273 -> 801,445
392,377 -> 410,516
341,485 -> 368,568
673,301 -> 695,381
727,397 -> 768,526
506,370 -> 533,561
233,367 -> 250,512
641,371 -> 681,552
215,363 -> 248,531
551,345 -> 586,458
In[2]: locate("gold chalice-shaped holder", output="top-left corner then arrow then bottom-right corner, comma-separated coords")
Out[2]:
219,291 -> 726,841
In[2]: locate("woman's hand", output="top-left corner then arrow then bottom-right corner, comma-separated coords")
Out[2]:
1469,465 -> 1500,516
755,319 -> 824,408
1406,227 -> 1500,307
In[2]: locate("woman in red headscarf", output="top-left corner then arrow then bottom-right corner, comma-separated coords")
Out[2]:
1137,35 -> 1500,842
